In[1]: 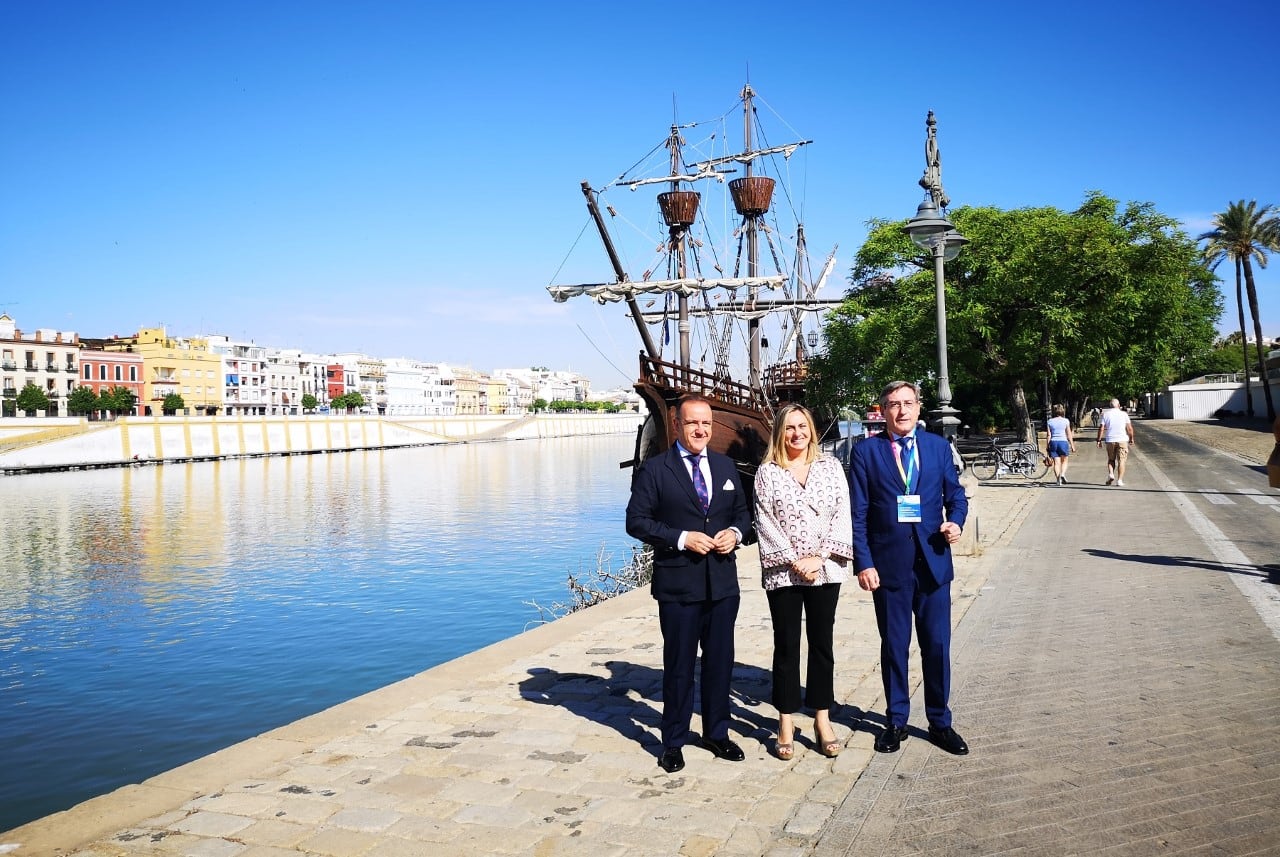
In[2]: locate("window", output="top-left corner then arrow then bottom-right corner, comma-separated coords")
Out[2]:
129,366 -> 137,382
99,365 -> 107,381
84,365 -> 92,379
114,365 -> 122,381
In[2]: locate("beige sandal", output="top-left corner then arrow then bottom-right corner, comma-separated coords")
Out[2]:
774,738 -> 794,760
774,721 -> 795,760
815,725 -> 842,758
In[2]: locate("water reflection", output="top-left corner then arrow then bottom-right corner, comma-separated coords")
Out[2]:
0,434 -> 635,831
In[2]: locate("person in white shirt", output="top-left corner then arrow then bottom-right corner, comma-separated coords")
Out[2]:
1095,398 -> 1135,486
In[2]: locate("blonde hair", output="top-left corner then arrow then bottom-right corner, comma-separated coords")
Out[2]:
764,403 -> 820,468
1052,404 -> 1066,417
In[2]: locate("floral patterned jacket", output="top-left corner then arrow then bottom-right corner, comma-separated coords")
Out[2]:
753,455 -> 854,590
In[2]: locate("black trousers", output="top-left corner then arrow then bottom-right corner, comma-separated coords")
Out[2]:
658,594 -> 740,749
766,582 -> 841,713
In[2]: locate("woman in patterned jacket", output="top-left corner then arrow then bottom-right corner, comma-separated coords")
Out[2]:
754,404 -> 854,760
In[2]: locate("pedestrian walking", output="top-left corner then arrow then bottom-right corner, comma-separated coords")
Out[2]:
1045,404 -> 1076,485
1096,398 -> 1135,486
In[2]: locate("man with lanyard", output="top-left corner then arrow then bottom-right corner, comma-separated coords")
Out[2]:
849,381 -> 970,755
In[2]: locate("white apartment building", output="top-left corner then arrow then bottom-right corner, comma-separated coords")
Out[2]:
296,353 -> 331,410
495,368 -> 588,405
0,315 -> 80,417
383,357 -> 431,416
206,335 -> 268,416
422,363 -> 456,415
263,348 -> 303,415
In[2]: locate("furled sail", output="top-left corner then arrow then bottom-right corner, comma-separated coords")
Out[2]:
548,275 -> 786,305
688,141 -> 810,173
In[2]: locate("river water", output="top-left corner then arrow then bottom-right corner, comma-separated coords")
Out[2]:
0,434 -> 637,832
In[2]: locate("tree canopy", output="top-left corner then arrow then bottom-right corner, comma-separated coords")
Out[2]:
809,193 -> 1221,438
66,386 -> 100,416
102,386 -> 137,416
15,383 -> 49,416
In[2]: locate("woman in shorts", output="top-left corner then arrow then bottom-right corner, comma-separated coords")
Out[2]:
1046,404 -> 1076,485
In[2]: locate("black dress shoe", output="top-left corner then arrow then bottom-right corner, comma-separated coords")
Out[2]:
699,737 -> 745,761
874,724 -> 908,753
658,747 -> 685,773
928,725 -> 969,755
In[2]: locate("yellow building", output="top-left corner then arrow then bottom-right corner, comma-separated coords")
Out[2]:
104,327 -> 223,415
452,367 -> 482,415
482,376 -> 508,414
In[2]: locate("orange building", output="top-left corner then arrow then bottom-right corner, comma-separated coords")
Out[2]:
78,349 -> 145,416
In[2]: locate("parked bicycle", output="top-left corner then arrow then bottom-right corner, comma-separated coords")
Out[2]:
968,438 -> 1049,481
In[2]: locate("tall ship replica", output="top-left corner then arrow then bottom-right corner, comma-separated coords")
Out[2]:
549,83 -> 842,480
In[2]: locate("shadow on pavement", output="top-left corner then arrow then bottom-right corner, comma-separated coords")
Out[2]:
1082,547 -> 1267,578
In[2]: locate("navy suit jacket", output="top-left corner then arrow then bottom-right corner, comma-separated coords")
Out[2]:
850,431 -> 968,589
626,445 -> 752,604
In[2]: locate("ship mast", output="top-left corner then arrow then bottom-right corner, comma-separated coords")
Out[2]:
656,125 -> 699,369
731,84 -> 772,391
577,181 -> 660,361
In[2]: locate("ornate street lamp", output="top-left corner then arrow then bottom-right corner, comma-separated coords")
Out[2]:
902,111 -> 968,438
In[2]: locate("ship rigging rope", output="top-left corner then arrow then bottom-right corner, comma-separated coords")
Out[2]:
546,217 -> 596,287
573,323 -> 635,387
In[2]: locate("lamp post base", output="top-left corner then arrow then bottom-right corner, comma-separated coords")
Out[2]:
929,405 -> 962,440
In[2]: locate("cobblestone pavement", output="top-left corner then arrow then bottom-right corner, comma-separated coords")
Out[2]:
4,419 -> 1277,856
814,421 -> 1280,856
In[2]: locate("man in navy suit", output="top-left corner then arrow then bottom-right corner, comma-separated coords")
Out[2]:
626,395 -> 752,773
850,381 -> 970,756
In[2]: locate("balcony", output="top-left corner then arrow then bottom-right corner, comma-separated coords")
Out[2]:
65,365 -> 78,373
1,361 -> 15,370
24,363 -> 38,371
45,364 -> 59,372
2,388 -> 16,397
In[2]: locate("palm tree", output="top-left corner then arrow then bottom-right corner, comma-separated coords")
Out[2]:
1199,201 -> 1280,420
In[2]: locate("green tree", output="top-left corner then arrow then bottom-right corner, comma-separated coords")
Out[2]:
531,398 -> 548,412
101,385 -> 137,417
811,193 -> 1221,438
344,391 -> 366,411
67,386 -> 100,416
15,382 -> 49,416
162,393 -> 185,415
1198,200 -> 1280,420
301,393 -> 318,412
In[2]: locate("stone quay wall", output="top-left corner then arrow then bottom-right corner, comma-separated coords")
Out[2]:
0,412 -> 643,473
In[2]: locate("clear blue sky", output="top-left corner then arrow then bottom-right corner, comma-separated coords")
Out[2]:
2,0 -> 1276,389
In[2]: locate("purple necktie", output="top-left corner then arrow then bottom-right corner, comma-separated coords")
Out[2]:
687,454 -> 710,512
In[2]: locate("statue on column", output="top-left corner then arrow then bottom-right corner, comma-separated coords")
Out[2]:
918,110 -> 950,211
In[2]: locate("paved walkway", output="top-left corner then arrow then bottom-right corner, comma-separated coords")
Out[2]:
814,421 -> 1280,856
4,420 -> 1278,856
